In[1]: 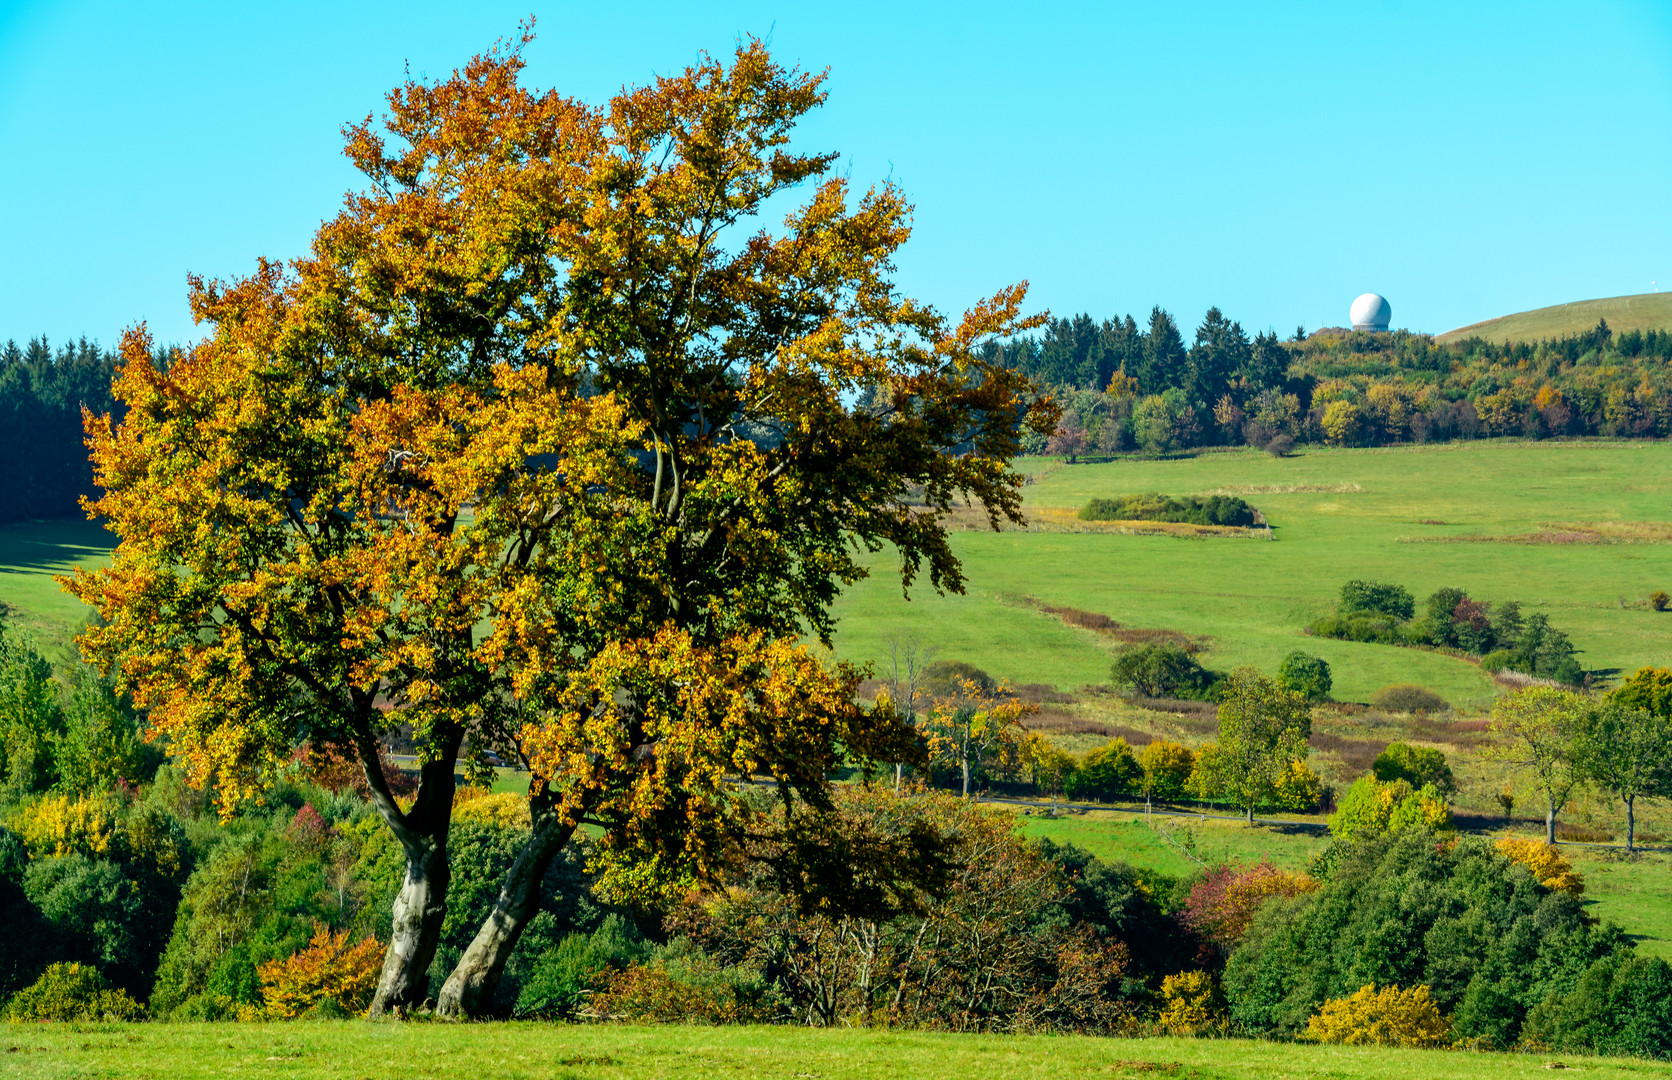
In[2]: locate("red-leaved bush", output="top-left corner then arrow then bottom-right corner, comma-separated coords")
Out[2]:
1180,861 -> 1318,961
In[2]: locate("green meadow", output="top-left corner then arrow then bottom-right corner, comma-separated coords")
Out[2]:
4,1020 -> 1669,1080
830,439 -> 1672,706
1436,291 -> 1672,345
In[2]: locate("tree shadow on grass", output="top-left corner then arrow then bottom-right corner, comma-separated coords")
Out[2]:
0,517 -> 113,574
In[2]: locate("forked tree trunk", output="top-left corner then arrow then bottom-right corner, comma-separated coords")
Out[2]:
361,732 -> 461,1017
435,808 -> 579,1018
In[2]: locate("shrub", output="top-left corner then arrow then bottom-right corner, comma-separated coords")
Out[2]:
1181,862 -> 1318,957
1372,742 -> 1454,795
1276,651 -> 1331,702
256,922 -> 383,1019
1304,983 -> 1450,1047
1307,610 -> 1404,645
1651,591 -> 1670,613
515,914 -> 647,1018
1158,971 -> 1223,1034
1480,649 -> 1513,673
9,792 -> 121,859
1110,644 -> 1214,699
1522,953 -> 1672,1058
1369,685 -> 1448,714
1066,740 -> 1141,800
1495,838 -> 1583,896
923,660 -> 996,699
1078,493 -> 1255,527
1,962 -> 144,1021
1328,776 -> 1450,841
1138,741 -> 1195,801
1339,580 -> 1415,621
452,791 -> 532,829
1265,434 -> 1294,458
1614,666 -> 1672,718
589,941 -> 784,1023
1271,759 -> 1327,812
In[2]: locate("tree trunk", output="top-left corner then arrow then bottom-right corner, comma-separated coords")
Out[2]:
961,757 -> 970,799
361,730 -> 462,1017
1246,803 -> 1254,824
435,811 -> 579,1018
371,838 -> 450,1015
1546,802 -> 1557,846
1626,794 -> 1636,854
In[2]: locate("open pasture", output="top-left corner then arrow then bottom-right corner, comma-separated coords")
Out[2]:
1436,290 -> 1672,344
4,1020 -> 1670,1080
831,439 -> 1672,706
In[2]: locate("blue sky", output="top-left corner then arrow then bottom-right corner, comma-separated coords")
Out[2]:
2,0 -> 1669,349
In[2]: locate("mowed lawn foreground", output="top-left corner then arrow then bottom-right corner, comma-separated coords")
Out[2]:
830,440 -> 1672,705
4,1022 -> 1670,1080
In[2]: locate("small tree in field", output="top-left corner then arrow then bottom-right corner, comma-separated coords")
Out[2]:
1571,700 -> 1672,852
922,680 -> 1031,798
1139,740 -> 1195,810
1489,687 -> 1586,845
1196,668 -> 1312,823
1276,651 -> 1331,702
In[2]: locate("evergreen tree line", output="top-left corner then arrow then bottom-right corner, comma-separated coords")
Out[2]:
0,337 -> 128,524
992,311 -> 1672,456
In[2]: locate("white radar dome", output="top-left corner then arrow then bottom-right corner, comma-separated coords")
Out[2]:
1350,293 -> 1392,331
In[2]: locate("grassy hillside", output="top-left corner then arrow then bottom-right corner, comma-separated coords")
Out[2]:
5,1021 -> 1670,1079
0,517 -> 111,656
1437,291 -> 1672,345
830,440 -> 1672,707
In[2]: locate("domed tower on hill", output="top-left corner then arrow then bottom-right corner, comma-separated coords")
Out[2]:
1351,293 -> 1392,331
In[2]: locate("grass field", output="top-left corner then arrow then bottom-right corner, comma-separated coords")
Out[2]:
4,1021 -> 1669,1080
830,440 -> 1672,706
0,517 -> 111,658
1436,291 -> 1672,345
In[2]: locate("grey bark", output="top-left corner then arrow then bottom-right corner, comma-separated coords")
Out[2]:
434,808 -> 579,1018
1546,802 -> 1557,846
362,733 -> 461,1017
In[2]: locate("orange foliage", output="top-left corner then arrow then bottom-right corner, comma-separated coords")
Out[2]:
257,923 -> 384,1019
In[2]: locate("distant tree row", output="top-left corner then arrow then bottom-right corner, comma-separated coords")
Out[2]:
0,337 -> 133,523
996,312 -> 1672,456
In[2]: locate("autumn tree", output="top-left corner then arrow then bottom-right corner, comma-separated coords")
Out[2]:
69,32 -> 1051,1018
1196,668 -> 1312,823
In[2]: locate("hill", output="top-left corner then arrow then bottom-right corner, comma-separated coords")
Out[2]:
1437,291 -> 1672,345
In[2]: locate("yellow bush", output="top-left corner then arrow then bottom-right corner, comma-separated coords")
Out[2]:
452,790 -> 531,829
1271,759 -> 1326,812
1157,970 -> 1222,1034
9,793 -> 120,859
2,962 -> 145,1022
1304,983 -> 1450,1047
257,923 -> 384,1019
1496,838 -> 1584,896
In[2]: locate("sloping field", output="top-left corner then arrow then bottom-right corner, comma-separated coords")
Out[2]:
830,440 -> 1672,707
1437,291 -> 1672,345
3,1020 -> 1668,1079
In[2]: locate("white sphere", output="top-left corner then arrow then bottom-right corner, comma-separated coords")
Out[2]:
1350,293 -> 1392,331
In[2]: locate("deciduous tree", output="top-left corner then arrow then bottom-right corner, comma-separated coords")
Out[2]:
68,31 -> 1050,1018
